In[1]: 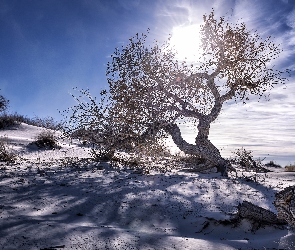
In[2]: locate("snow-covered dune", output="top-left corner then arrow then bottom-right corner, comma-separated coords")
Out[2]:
0,123 -> 91,162
0,123 -> 295,249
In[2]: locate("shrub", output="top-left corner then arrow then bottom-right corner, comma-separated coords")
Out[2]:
0,113 -> 21,129
285,165 -> 295,172
30,131 -> 61,150
90,147 -> 115,161
0,138 -> 16,162
0,113 -> 63,130
265,161 -> 281,168
29,116 -> 63,130
230,148 -> 269,173
0,95 -> 9,113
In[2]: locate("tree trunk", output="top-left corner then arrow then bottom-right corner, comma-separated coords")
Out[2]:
165,122 -> 229,175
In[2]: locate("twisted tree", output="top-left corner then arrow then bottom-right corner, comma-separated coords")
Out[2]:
66,11 -> 289,175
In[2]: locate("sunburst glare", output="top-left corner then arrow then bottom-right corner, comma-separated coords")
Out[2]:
170,24 -> 202,61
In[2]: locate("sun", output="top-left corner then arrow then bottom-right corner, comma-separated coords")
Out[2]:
170,24 -> 202,61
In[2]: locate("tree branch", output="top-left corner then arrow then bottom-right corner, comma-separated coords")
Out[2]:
221,88 -> 235,103
152,78 -> 204,119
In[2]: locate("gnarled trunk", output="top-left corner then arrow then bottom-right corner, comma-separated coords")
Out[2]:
164,122 -> 229,175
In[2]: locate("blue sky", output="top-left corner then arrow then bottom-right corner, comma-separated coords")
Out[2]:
0,0 -> 295,165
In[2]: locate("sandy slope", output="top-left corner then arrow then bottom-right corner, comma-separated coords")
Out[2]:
0,123 -> 295,250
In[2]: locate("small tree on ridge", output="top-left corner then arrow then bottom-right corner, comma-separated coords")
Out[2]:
0,94 -> 8,113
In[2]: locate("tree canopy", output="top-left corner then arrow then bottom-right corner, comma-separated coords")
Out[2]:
107,11 -> 288,131
65,10 -> 289,175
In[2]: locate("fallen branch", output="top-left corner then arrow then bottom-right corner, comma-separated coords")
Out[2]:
274,185 -> 295,228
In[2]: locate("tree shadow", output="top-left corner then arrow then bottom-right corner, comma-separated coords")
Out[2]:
0,164 -> 288,249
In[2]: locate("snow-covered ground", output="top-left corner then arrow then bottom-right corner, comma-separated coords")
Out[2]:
0,123 -> 295,249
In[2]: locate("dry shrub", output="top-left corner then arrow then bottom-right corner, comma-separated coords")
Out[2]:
29,116 -> 63,130
0,114 -> 22,129
88,138 -> 174,173
285,165 -> 295,172
265,161 -> 281,168
90,147 -> 115,162
0,113 -> 62,130
0,138 -> 16,162
30,131 -> 61,150
174,154 -> 210,170
230,148 -> 269,173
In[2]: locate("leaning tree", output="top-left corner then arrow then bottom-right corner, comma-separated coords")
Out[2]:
66,11 -> 289,175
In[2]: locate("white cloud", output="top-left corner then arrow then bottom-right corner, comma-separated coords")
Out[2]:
286,8 -> 295,28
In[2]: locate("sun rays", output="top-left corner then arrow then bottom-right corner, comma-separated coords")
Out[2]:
170,24 -> 202,61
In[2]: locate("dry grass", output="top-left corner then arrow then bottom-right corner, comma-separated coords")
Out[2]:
285,164 -> 295,172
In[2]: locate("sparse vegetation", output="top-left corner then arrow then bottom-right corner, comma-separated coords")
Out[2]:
0,138 -> 16,162
265,161 -> 281,168
30,130 -> 61,150
0,113 -> 62,130
0,94 -> 9,113
0,113 -> 22,129
230,148 -> 269,173
89,137 -> 173,173
285,164 -> 295,172
0,92 -> 62,130
174,154 -> 212,172
29,116 -> 63,130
